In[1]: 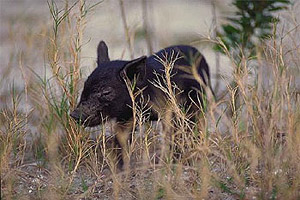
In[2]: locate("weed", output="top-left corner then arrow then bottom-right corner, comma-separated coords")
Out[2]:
1,0 -> 299,199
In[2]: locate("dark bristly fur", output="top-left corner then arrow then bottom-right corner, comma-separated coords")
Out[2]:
70,40 -> 213,169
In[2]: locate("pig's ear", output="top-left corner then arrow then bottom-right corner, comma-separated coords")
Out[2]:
97,41 -> 110,65
120,56 -> 147,84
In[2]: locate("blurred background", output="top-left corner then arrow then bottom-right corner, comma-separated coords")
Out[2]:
0,0 -> 236,96
1,0 -> 299,98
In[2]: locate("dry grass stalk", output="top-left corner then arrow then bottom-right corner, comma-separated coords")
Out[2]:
1,1 -> 299,199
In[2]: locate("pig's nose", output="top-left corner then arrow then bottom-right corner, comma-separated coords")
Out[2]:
70,111 -> 80,121
70,110 -> 87,123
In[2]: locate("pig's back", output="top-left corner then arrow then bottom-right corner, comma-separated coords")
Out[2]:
146,45 -> 210,85
147,45 -> 198,70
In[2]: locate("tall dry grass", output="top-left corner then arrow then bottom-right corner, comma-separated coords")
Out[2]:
1,0 -> 299,199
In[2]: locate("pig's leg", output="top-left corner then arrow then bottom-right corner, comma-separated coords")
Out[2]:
114,122 -> 132,170
160,107 -> 174,162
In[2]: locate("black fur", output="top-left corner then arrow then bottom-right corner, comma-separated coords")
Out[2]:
70,41 -> 212,126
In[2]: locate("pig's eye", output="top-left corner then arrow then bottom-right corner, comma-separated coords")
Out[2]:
99,87 -> 115,101
102,87 -> 113,96
102,90 -> 111,96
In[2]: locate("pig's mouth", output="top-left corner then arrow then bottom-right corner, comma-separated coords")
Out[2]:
70,111 -> 104,127
83,116 -> 102,127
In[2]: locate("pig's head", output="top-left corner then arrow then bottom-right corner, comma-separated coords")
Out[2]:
70,41 -> 147,127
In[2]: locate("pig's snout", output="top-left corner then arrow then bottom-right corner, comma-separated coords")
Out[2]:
70,110 -> 87,123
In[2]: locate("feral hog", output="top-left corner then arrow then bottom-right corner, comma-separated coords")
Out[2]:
70,41 -> 213,169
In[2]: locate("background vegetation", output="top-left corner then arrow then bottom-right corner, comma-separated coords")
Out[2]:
1,0 -> 299,199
